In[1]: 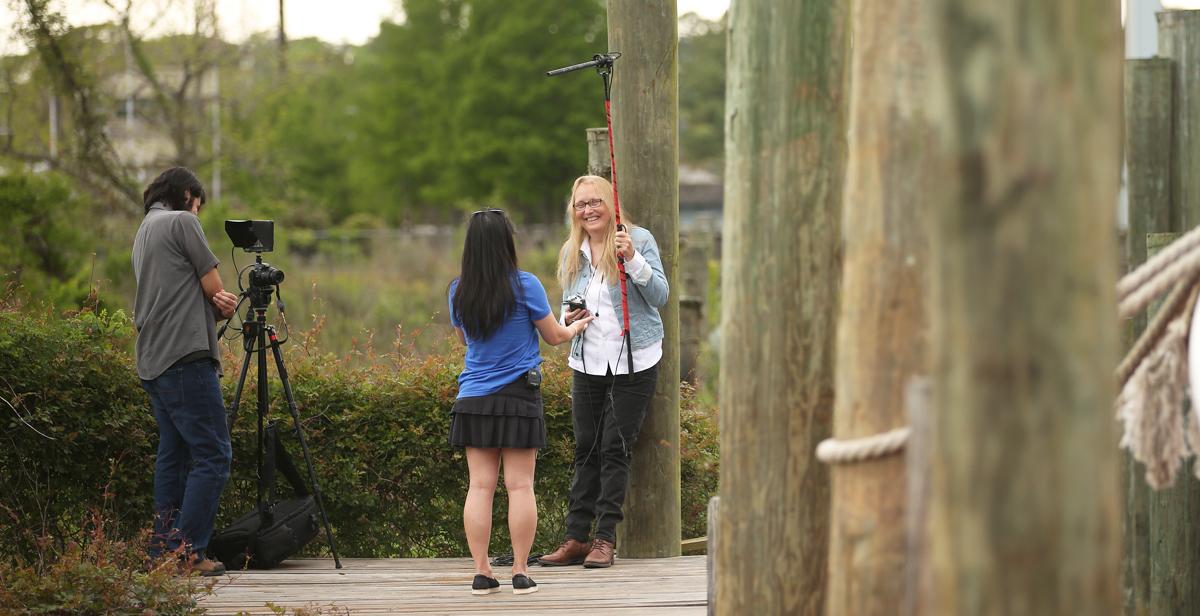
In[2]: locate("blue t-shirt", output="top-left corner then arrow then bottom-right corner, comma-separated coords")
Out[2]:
449,271 -> 552,398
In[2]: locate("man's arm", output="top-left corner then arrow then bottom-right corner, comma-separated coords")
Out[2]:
200,268 -> 238,319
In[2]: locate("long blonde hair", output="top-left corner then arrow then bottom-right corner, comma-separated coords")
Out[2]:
557,175 -> 635,290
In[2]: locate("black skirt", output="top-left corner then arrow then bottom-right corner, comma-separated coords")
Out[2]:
449,375 -> 546,449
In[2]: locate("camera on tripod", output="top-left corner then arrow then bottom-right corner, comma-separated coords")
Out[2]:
211,218 -> 343,570
225,220 -> 284,308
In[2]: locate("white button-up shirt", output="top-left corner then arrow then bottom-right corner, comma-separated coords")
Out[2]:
566,240 -> 663,375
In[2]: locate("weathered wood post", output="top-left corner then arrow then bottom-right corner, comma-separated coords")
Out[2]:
586,127 -> 612,181
706,495 -> 719,616
1150,14 -> 1200,613
825,0 -> 932,613
1160,11 -> 1200,233
608,0 -> 682,558
715,0 -> 849,612
679,232 -> 708,384
1122,56 -> 1173,616
918,1 -> 1122,613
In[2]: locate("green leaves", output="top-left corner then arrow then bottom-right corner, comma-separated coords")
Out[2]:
225,0 -> 608,224
0,172 -> 96,308
0,302 -> 718,562
679,13 -> 727,166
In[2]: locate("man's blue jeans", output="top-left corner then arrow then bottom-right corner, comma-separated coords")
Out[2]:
140,359 -> 232,560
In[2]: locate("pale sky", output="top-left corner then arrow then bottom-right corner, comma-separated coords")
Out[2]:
1,0 -> 730,55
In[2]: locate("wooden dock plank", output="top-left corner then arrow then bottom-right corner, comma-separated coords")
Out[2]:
202,556 -> 708,614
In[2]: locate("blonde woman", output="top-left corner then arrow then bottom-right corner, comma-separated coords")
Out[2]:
538,176 -> 669,568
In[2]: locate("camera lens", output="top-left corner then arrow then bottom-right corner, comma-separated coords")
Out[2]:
250,263 -> 285,287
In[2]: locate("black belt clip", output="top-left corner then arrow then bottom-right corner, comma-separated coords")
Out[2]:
525,368 -> 542,388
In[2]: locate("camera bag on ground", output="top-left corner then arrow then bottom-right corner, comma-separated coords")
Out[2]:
209,422 -> 320,569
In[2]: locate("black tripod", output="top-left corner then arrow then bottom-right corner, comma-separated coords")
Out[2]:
226,259 -> 342,569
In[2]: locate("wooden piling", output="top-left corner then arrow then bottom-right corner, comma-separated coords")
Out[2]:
919,1 -> 1122,613
825,0 -> 933,612
586,127 -> 612,181
607,0 -> 682,559
679,232 -> 709,384
715,0 -> 850,612
1122,56 -> 1172,616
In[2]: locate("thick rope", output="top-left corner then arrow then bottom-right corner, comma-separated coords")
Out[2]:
816,228 -> 1200,469
1117,311 -> 1192,488
1119,245 -> 1200,319
1117,279 -> 1200,387
816,427 -> 911,464
1119,223 -> 1200,300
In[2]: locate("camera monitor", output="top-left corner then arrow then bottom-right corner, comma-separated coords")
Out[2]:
225,220 -> 274,253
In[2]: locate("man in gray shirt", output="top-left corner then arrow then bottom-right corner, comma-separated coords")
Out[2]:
132,167 -> 238,576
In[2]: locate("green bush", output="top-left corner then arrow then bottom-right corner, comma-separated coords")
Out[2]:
0,304 -> 720,562
0,512 -> 209,615
0,306 -> 153,558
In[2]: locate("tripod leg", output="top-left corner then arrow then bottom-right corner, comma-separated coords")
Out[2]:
268,331 -> 343,569
256,320 -> 270,514
226,341 -> 255,431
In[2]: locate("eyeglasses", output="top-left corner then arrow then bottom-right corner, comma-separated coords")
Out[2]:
472,208 -> 505,216
572,198 -> 604,212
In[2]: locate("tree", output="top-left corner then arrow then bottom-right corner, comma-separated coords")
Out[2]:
0,171 -> 94,307
3,0 -> 228,210
345,0 -> 607,221
4,3 -> 137,208
678,12 -> 724,167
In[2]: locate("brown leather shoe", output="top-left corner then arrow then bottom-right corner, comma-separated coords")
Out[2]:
583,538 -> 614,568
538,538 -> 592,566
180,557 -> 226,577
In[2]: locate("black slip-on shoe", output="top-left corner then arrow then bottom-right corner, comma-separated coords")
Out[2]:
472,574 -> 501,595
512,573 -> 539,595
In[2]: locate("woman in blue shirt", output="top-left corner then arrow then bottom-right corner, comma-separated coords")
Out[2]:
448,209 -> 592,596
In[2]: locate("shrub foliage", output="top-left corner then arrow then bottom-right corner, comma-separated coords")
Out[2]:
0,513 -> 209,615
0,305 -> 719,562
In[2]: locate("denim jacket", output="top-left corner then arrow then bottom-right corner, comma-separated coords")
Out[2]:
561,226 -> 669,362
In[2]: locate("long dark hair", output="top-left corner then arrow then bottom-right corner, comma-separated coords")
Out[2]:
143,167 -> 206,214
453,210 -> 519,340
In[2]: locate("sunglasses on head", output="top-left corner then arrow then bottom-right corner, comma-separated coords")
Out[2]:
472,208 -> 505,216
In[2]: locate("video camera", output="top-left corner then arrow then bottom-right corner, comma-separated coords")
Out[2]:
225,219 -> 284,309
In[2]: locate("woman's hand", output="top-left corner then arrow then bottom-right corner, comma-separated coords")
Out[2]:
569,315 -> 595,336
615,229 -> 635,260
564,307 -> 591,325
536,313 -> 593,345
